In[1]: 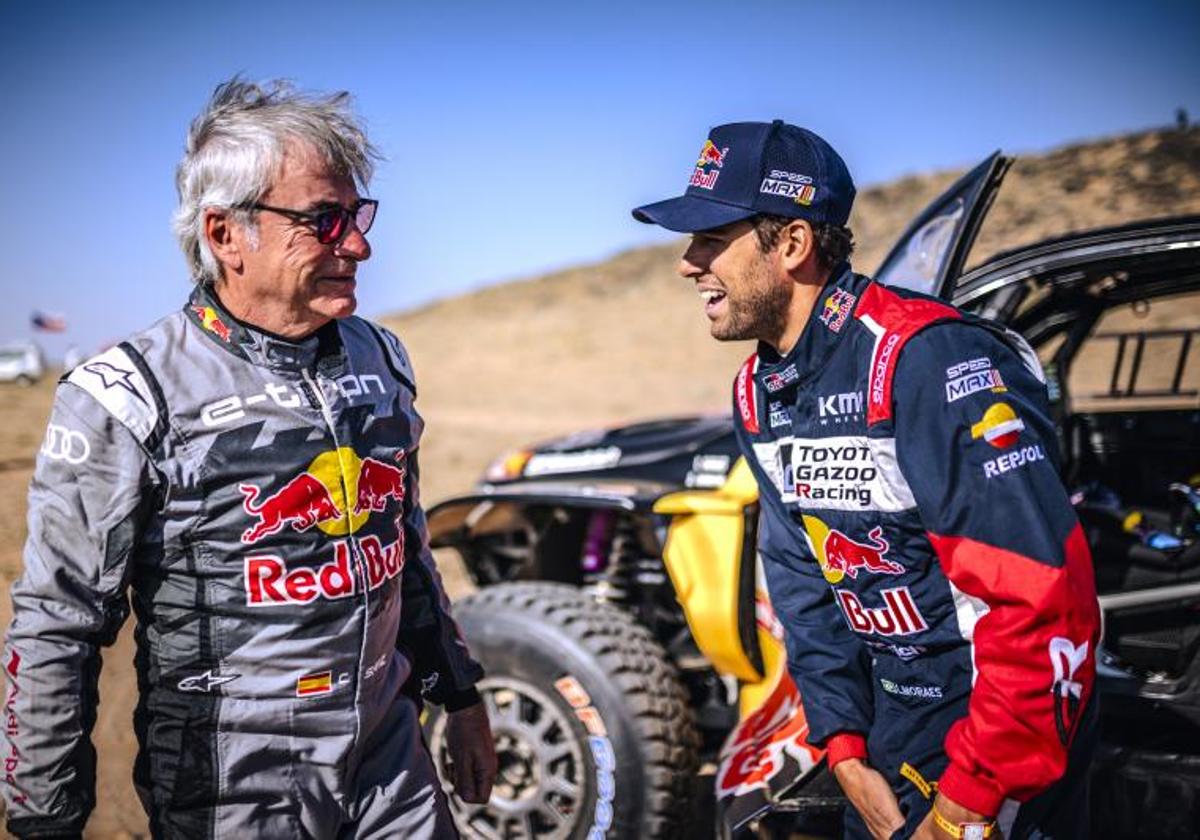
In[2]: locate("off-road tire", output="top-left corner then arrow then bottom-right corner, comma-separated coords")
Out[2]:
425,581 -> 701,839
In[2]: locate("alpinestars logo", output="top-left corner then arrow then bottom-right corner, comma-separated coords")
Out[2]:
1049,636 -> 1089,745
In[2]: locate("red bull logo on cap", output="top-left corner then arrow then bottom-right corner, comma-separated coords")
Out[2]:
689,139 -> 729,190
802,516 -> 903,584
239,448 -> 407,545
696,139 -> 728,168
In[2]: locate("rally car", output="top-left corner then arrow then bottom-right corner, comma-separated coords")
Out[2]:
424,153 -> 1200,838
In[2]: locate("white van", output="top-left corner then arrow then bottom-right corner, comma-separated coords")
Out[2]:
0,343 -> 45,386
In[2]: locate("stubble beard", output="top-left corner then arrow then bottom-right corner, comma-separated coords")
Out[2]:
710,264 -> 791,344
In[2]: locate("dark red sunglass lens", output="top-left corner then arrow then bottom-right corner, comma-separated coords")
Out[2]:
316,209 -> 348,244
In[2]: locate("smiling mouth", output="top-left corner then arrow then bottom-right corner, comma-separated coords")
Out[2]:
699,287 -> 727,317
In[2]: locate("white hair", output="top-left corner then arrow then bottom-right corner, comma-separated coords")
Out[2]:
172,78 -> 381,284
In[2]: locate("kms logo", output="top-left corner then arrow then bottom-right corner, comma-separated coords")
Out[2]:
818,391 -> 863,423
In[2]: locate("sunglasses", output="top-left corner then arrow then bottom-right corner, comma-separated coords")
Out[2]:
243,198 -> 379,245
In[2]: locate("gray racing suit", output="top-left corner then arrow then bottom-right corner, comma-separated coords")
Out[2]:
2,285 -> 482,838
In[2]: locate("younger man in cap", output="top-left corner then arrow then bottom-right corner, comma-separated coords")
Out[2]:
634,121 -> 1099,839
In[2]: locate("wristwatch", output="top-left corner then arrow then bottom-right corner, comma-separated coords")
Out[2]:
931,805 -> 996,839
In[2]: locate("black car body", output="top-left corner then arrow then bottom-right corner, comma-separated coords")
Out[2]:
427,154 -> 1200,839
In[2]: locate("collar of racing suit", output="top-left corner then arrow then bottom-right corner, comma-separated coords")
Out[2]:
184,283 -> 343,372
754,261 -> 870,382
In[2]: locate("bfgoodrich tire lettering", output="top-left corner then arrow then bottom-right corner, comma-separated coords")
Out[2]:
426,582 -> 700,839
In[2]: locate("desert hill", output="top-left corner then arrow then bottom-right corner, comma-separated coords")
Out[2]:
385,126 -> 1200,507
0,125 -> 1195,837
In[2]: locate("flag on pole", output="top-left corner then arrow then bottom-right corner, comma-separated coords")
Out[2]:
31,312 -> 67,333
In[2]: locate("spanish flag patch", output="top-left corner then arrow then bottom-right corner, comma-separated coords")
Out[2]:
296,670 -> 333,697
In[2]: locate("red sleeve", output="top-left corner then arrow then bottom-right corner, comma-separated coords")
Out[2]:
930,526 -> 1098,814
893,323 -> 1101,815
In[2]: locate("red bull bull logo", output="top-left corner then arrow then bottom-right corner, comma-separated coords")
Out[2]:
190,305 -> 233,343
818,288 -> 856,333
824,526 -> 903,580
689,139 -> 729,190
353,457 -> 407,514
802,516 -> 903,584
240,474 -> 341,543
239,449 -> 407,545
696,139 -> 728,169
239,448 -> 410,606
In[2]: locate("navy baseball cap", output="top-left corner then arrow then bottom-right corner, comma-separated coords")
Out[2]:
632,120 -> 856,232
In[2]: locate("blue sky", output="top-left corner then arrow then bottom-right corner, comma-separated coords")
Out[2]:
2,0 -> 1197,359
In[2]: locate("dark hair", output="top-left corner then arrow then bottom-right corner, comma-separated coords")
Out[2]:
752,214 -> 855,272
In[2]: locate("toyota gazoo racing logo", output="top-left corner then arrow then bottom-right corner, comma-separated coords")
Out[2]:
801,515 -> 903,584
239,447 -> 408,606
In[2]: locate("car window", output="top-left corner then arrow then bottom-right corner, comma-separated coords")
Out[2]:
875,197 -> 965,294
1067,290 -> 1200,413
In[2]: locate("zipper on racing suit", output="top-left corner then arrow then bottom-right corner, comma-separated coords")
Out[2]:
301,366 -> 372,791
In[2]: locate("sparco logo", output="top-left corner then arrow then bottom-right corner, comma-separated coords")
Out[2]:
836,587 -> 928,636
870,333 -> 901,407
40,424 -> 90,464
736,356 -> 759,433
818,391 -> 863,422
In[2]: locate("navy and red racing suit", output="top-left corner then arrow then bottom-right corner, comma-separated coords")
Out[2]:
734,266 -> 1100,838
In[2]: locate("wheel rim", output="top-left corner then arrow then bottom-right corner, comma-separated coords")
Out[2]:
430,676 -> 588,839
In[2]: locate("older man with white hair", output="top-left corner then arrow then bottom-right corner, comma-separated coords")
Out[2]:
2,78 -> 495,839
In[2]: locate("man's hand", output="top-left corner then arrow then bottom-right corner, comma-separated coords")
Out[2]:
444,701 -> 498,804
912,792 -> 1001,840
832,758 -> 906,840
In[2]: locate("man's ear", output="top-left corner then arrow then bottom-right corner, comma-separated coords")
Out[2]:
204,208 -> 244,276
779,219 -> 815,273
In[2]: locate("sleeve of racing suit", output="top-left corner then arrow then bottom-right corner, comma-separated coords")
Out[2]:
892,322 -> 1100,816
3,383 -> 158,838
396,449 -> 485,712
738,422 -> 874,765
